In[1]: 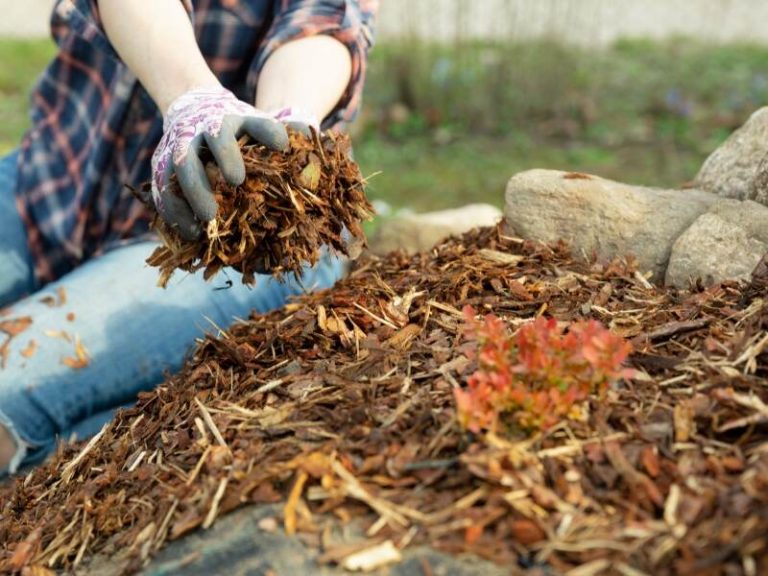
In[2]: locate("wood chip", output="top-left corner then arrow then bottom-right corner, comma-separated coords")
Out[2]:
341,540 -> 402,572
143,130 -> 373,286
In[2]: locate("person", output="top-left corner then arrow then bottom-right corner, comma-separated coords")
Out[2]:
0,0 -> 378,475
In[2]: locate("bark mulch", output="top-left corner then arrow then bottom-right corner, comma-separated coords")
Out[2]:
1,225 -> 767,575
146,130 -> 373,287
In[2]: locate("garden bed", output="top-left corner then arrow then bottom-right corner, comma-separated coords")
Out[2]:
1,224 -> 766,575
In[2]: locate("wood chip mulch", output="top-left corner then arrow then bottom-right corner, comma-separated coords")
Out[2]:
1,224 -> 767,575
146,130 -> 373,286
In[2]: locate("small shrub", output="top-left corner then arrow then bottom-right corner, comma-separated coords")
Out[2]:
455,306 -> 633,434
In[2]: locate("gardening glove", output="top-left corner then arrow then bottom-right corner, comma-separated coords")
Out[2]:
272,106 -> 321,138
151,86 -> 289,241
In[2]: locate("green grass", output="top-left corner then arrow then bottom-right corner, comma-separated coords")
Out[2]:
0,38 -> 56,154
356,37 -> 768,209
1,37 -> 767,210
355,135 -> 707,211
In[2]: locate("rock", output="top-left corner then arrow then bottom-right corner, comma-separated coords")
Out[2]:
695,107 -> 768,204
97,504 -> 509,576
749,151 -> 768,206
665,199 -> 768,286
369,203 -> 502,255
504,169 -> 718,281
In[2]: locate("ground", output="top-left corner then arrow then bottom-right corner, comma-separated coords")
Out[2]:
1,36 -> 767,576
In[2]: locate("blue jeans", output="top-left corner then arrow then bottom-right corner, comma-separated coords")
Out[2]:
0,151 -> 344,474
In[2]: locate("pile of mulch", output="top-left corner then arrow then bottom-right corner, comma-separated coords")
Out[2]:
1,224 -> 767,575
146,130 -> 373,286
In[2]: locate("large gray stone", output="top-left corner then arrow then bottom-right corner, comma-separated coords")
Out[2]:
369,204 -> 502,255
140,505 -> 510,576
695,107 -> 768,204
83,504 -> 514,575
504,169 -> 718,281
665,199 -> 768,286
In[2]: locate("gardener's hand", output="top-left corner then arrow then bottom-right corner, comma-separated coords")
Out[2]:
151,86 -> 289,240
272,106 -> 320,139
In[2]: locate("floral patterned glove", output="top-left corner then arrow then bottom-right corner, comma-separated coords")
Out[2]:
272,106 -> 320,138
151,86 -> 289,240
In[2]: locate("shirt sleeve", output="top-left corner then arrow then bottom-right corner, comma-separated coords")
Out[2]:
249,0 -> 379,128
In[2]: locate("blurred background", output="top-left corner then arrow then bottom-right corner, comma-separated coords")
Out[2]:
2,0 -> 768,214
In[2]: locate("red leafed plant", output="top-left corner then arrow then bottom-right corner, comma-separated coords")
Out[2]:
455,306 -> 634,434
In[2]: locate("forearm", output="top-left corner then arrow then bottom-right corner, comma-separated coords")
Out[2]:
98,0 -> 219,115
256,36 -> 352,123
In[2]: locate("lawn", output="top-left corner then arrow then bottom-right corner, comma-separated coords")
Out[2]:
354,135 -> 707,211
2,37 -> 768,211
0,38 -> 56,154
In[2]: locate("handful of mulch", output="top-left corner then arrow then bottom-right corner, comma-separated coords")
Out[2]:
146,129 -> 374,286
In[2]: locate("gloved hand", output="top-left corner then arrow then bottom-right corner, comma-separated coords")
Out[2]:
272,106 -> 320,138
151,86 -> 289,240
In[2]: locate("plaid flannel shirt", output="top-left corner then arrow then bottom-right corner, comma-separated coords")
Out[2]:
16,0 -> 377,284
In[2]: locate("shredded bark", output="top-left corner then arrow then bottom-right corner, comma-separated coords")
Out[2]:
1,224 -> 767,575
146,130 -> 374,286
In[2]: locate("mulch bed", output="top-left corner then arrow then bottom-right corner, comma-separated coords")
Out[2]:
1,225 -> 767,575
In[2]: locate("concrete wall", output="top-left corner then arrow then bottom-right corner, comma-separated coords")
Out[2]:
376,0 -> 768,46
4,0 -> 768,46
0,0 -> 54,38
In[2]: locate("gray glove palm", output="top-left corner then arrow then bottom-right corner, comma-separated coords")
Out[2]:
150,86 -> 289,240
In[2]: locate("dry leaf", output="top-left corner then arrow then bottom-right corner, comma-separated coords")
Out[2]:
297,153 -> 322,191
